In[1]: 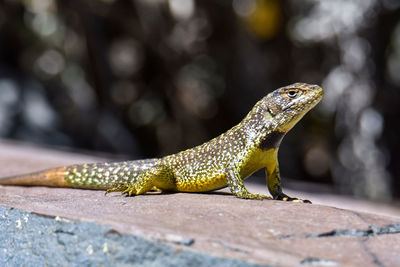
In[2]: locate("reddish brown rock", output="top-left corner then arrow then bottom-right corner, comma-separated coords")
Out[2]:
1,139 -> 400,266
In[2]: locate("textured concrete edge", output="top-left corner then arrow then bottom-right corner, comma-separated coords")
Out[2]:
0,205 -> 267,267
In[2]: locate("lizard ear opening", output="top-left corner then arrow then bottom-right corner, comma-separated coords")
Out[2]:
266,106 -> 275,117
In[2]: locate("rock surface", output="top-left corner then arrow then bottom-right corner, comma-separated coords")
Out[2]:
0,206 -> 259,267
1,139 -> 400,266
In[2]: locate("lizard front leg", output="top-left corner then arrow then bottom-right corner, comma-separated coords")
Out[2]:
265,161 -> 311,203
226,163 -> 271,200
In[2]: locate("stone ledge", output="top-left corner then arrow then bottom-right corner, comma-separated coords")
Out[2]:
1,139 -> 400,266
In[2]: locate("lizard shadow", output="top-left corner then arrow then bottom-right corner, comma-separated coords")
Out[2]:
124,190 -> 232,197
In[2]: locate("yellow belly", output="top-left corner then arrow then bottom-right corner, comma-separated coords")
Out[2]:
175,171 -> 228,192
174,147 -> 277,193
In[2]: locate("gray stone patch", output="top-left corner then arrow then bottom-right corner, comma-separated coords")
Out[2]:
0,206 -> 263,267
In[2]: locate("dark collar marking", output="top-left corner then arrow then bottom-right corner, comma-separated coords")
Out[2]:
259,131 -> 286,150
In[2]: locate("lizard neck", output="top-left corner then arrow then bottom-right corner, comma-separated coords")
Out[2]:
239,101 -> 281,146
231,102 -> 285,179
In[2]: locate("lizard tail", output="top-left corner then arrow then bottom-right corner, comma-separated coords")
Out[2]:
0,167 -> 69,187
0,159 -> 159,190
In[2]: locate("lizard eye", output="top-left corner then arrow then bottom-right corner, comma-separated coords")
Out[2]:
287,90 -> 298,98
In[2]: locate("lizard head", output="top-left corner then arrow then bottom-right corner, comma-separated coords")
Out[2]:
264,83 -> 324,132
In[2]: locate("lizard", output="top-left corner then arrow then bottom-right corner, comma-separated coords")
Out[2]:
0,83 -> 323,203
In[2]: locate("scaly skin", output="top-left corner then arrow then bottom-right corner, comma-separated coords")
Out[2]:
0,83 -> 323,202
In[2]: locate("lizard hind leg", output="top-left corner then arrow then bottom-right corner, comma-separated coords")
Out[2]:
106,174 -> 155,196
106,165 -> 176,197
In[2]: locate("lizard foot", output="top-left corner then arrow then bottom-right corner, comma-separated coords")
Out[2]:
275,193 -> 311,204
105,184 -> 141,196
235,191 -> 272,200
105,184 -> 128,195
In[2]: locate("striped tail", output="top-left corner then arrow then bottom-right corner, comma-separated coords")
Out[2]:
0,167 -> 69,187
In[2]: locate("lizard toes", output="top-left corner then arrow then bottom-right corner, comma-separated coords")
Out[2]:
277,194 -> 312,204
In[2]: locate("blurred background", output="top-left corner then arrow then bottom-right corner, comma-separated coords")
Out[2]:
0,0 -> 399,202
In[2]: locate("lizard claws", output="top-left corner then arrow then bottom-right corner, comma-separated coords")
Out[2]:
275,193 -> 312,204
